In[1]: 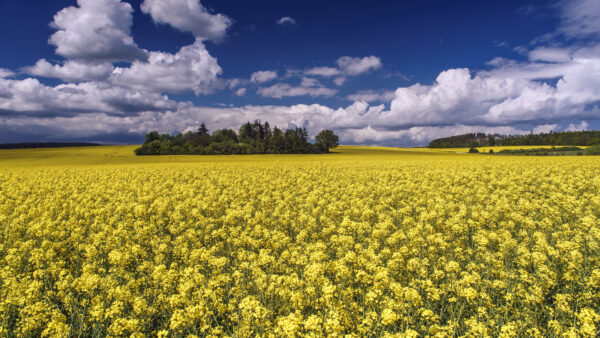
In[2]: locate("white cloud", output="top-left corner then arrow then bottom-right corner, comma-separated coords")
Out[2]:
558,0 -> 600,38
0,76 -> 177,116
228,78 -> 242,88
565,120 -> 589,131
333,77 -> 346,86
110,40 -> 222,95
305,67 -> 339,77
300,77 -> 320,87
347,90 -> 396,103
305,56 -> 382,85
528,47 -> 572,63
336,56 -> 382,76
24,60 -> 113,82
25,0 -> 226,96
277,17 -> 296,26
49,0 -> 146,62
336,124 -> 558,146
376,51 -> 600,129
533,124 -> 560,134
306,56 -> 382,78
257,75 -> 336,99
2,67 -> 596,145
3,0 -> 600,147
250,70 -> 278,83
257,83 -> 337,99
481,60 -> 571,80
0,69 -> 14,78
141,0 -> 232,41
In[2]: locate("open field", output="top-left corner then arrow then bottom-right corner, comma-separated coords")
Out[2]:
414,145 -> 591,154
1,146 -> 600,336
0,145 -> 590,167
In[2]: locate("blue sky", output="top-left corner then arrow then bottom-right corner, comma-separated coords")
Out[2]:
0,0 -> 599,145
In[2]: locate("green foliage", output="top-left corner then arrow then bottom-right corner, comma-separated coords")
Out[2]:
144,131 -> 160,144
498,147 -> 582,155
429,131 -> 600,148
315,129 -> 339,153
197,123 -> 209,136
135,121 -> 339,155
586,145 -> 600,155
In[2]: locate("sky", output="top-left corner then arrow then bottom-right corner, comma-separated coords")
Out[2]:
0,0 -> 599,146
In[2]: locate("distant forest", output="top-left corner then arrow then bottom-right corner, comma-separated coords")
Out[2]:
0,142 -> 100,149
428,131 -> 600,148
135,121 -> 339,155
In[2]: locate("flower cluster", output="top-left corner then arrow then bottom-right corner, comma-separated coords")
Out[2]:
1,147 -> 599,336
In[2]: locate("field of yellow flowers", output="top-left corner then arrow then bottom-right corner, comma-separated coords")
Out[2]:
1,145 -> 599,337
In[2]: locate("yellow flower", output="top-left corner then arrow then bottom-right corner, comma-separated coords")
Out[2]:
381,308 -> 398,326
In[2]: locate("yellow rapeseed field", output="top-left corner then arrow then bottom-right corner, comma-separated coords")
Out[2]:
1,146 -> 599,337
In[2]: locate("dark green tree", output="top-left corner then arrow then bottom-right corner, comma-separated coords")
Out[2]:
135,122 -> 338,155
198,123 -> 209,136
212,129 -> 239,143
144,131 -> 160,144
315,129 -> 339,152
238,122 -> 254,142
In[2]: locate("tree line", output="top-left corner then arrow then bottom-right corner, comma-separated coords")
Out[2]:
135,121 -> 339,155
428,131 -> 600,148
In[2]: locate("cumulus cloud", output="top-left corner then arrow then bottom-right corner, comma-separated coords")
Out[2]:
141,0 -> 232,41
250,70 -> 278,83
337,56 -> 382,76
110,40 -> 222,95
49,0 -> 146,62
0,69 -> 14,78
2,0 -> 600,147
0,76 -> 177,117
24,60 -> 113,82
375,50 -> 600,130
277,17 -> 296,26
533,124 -> 560,134
336,124 -> 561,147
24,0 -> 226,96
4,46 -> 598,145
305,56 -> 382,85
0,96 -> 567,146
565,120 -> 589,131
2,64 -> 595,146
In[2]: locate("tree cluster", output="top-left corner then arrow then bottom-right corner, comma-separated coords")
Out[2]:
497,146 -> 582,155
135,121 -> 339,155
429,131 -> 600,148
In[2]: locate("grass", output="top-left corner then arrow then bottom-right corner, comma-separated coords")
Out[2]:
0,144 -> 597,168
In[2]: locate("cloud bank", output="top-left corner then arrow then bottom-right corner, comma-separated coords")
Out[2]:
0,0 -> 599,146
